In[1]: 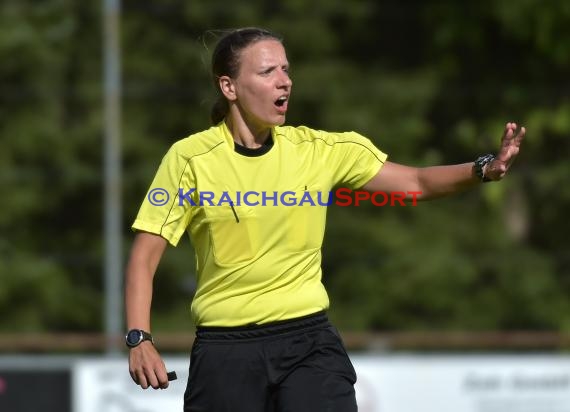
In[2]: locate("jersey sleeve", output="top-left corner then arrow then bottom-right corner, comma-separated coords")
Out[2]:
326,131 -> 388,189
131,143 -> 194,246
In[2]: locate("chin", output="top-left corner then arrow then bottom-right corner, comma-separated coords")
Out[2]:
256,113 -> 287,128
274,114 -> 287,126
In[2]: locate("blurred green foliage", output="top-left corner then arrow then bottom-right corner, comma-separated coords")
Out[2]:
0,0 -> 568,334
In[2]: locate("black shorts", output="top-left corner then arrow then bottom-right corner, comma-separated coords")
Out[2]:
183,311 -> 357,412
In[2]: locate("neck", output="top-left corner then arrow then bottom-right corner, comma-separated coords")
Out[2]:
225,111 -> 272,149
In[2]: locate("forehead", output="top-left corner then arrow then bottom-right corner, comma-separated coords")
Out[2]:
238,39 -> 288,69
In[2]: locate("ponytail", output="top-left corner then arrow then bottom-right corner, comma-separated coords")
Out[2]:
210,96 -> 229,125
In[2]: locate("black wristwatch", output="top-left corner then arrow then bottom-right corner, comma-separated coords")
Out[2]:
125,329 -> 154,348
474,154 -> 495,183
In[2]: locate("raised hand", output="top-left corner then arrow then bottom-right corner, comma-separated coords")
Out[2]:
484,122 -> 525,181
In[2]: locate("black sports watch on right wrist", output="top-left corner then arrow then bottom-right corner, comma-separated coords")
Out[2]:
125,329 -> 154,348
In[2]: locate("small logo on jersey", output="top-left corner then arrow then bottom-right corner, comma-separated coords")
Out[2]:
147,188 -> 170,206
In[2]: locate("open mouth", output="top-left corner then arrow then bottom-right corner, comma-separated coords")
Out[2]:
275,96 -> 288,108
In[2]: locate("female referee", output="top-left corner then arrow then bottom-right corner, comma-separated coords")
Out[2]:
125,27 -> 525,411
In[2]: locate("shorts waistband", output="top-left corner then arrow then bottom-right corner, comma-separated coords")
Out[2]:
196,311 -> 329,341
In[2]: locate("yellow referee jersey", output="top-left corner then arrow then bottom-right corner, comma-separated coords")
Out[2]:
132,122 -> 387,326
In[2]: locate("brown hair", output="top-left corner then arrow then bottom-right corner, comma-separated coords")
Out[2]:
210,27 -> 282,124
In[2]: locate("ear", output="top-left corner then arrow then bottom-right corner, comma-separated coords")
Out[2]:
218,75 -> 237,101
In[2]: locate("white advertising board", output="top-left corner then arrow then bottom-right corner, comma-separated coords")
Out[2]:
352,355 -> 570,412
73,355 -> 570,412
73,357 -> 188,412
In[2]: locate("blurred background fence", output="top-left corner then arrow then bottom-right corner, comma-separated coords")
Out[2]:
3,331 -> 570,353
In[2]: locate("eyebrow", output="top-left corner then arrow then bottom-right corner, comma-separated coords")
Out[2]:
259,63 -> 289,72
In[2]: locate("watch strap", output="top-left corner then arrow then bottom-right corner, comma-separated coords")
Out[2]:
474,154 -> 495,183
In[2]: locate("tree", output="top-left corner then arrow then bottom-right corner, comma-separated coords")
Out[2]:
0,0 -> 568,336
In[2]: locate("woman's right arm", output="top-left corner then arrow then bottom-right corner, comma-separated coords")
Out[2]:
125,231 -> 169,389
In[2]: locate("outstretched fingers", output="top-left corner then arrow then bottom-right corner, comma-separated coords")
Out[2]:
514,125 -> 526,146
498,122 -> 525,164
484,122 -> 526,181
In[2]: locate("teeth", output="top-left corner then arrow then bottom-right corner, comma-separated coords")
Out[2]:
275,96 -> 288,107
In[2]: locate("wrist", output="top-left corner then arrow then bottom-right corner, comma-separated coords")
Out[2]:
125,329 -> 154,348
473,154 -> 495,183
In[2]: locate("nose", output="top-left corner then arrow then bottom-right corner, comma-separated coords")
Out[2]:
278,69 -> 292,88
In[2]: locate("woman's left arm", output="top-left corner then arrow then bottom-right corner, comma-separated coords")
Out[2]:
362,122 -> 526,201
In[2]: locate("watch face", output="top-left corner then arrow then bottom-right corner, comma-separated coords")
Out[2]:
126,329 -> 142,346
